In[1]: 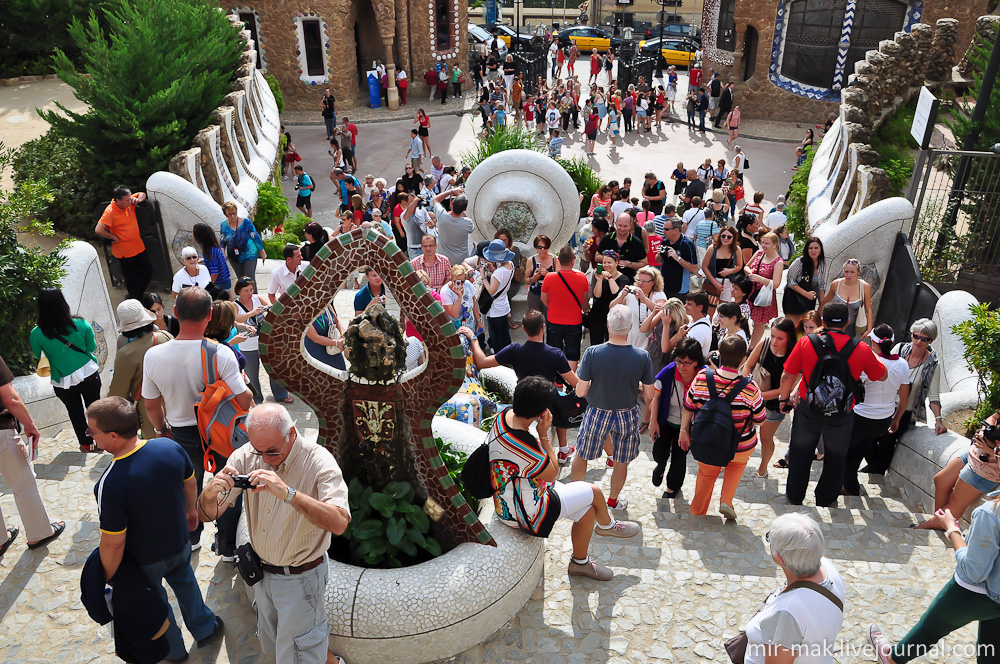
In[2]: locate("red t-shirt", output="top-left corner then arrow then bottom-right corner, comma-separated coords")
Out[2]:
647,235 -> 663,267
523,102 -> 534,121
690,68 -> 702,87
784,331 -> 887,401
344,123 -> 358,147
541,269 -> 590,325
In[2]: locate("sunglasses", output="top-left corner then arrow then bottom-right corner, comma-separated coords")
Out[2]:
911,333 -> 931,343
535,245 -> 549,250
844,259 -> 861,266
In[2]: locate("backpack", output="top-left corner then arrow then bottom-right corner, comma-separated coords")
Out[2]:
196,340 -> 251,472
689,319 -> 720,352
804,333 -> 864,418
690,369 -> 751,467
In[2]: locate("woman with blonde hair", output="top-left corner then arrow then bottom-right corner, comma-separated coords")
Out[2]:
613,265 -> 666,351
650,297 -> 690,365
821,258 -> 873,337
441,264 -> 481,331
744,231 -> 783,349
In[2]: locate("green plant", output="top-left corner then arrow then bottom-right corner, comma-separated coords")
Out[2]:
435,437 -> 479,510
460,122 -> 544,172
254,181 -> 291,233
870,99 -> 916,198
12,130 -> 100,237
0,0 -> 108,78
262,232 -> 299,259
341,477 -> 442,567
40,0 -> 245,192
784,145 -> 814,251
0,144 -> 68,375
952,302 -> 1000,434
282,213 -> 311,243
266,74 -> 285,115
557,157 -> 605,218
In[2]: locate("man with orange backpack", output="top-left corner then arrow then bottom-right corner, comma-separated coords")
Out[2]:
142,287 -> 252,561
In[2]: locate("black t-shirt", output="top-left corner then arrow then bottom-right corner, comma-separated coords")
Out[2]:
0,355 -> 15,429
591,273 -> 630,314
322,94 -> 336,118
495,340 -> 571,383
739,232 -> 759,256
709,78 -> 721,97
503,62 -> 516,76
598,232 -> 646,282
659,235 -> 697,293
683,179 -> 707,202
401,172 -> 422,193
643,180 -> 666,215
487,56 -> 500,71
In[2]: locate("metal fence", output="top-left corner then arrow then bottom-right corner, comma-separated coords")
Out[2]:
513,50 -> 547,94
907,148 -> 1000,282
617,55 -> 656,91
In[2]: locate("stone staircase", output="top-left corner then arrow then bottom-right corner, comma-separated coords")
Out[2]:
441,432 -> 979,664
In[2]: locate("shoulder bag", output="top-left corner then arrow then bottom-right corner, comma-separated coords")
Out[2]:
324,306 -> 343,356
478,265 -> 513,315
724,580 -> 844,663
751,338 -> 772,392
557,271 -> 590,329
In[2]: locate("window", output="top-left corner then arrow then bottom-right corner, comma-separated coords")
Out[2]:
781,0 -> 845,89
717,0 -> 736,51
238,12 -> 262,70
436,0 -> 451,51
844,0 -> 907,73
301,19 -> 324,77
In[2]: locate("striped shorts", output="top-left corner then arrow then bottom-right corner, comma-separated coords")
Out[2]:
576,405 -> 642,464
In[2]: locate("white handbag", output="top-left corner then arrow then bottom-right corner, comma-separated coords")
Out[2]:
324,306 -> 343,355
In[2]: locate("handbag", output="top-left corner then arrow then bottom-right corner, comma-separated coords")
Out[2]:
702,278 -> 722,298
36,354 -> 51,378
723,580 -> 844,663
751,339 -> 772,391
557,271 -> 590,329
461,443 -> 496,499
753,282 -> 773,307
234,542 -> 263,587
551,390 -> 588,429
856,297 -> 868,330
478,266 -> 513,316
324,306 -> 343,356
458,74 -> 467,84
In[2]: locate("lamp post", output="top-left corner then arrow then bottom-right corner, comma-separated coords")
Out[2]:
656,0 -> 667,79
515,0 -> 523,52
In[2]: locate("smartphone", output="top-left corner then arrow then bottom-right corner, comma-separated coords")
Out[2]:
596,264 -> 603,276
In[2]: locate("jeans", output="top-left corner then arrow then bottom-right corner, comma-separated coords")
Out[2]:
687,109 -> 696,128
786,403 -> 854,507
698,109 -> 707,132
551,58 -> 559,78
843,413 -> 892,495
487,315 -> 511,353
323,115 -> 336,137
231,259 -> 258,288
652,426 -> 687,493
892,578 -> 1000,664
53,371 -> 102,448
171,426 -> 241,553
138,546 -> 217,660
119,251 -> 152,301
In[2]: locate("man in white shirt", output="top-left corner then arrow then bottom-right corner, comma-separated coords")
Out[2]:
429,156 -> 445,192
732,145 -> 746,180
765,200 -> 787,229
682,196 -> 705,241
401,192 -> 437,259
684,290 -> 713,357
432,187 -> 476,266
545,102 -> 561,136
267,244 -> 303,301
142,287 -> 253,557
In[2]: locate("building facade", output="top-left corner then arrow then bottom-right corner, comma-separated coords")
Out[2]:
700,0 -> 988,122
226,0 -> 469,111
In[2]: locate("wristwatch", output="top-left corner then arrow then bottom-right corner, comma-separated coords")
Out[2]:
284,486 -> 297,504
944,526 -> 961,538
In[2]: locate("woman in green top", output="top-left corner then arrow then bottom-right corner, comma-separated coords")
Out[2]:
29,288 -> 101,452
452,65 -> 463,99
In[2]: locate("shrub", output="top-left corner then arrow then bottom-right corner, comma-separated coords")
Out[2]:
262,232 -> 299,259
266,74 -> 285,115
282,213 -> 311,243
12,130 -> 100,237
435,437 -> 478,509
340,477 -> 442,567
0,0 -> 107,78
460,122 -> 544,172
952,302 -> 1000,434
784,145 -> 814,251
0,145 -> 68,376
254,181 -> 290,233
40,0 -> 245,192
557,157 -> 605,218
870,99 -> 916,198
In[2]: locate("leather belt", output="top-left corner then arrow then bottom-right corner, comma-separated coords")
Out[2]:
261,556 -> 324,576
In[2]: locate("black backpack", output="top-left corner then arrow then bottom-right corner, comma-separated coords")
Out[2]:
690,369 -> 751,467
690,319 -> 720,352
804,333 -> 865,418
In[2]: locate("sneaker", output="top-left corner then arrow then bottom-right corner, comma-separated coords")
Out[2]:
568,558 -> 613,581
720,503 -> 737,520
607,496 -> 628,511
595,520 -> 640,538
221,554 -> 236,563
558,446 -> 576,463
867,624 -> 894,664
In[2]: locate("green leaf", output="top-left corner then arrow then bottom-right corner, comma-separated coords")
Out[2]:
404,508 -> 430,532
386,516 -> 406,546
399,539 -> 418,557
383,481 -> 411,500
406,527 -> 426,548
369,492 -> 395,518
422,537 -> 442,557
352,519 -> 384,540
394,502 -> 417,514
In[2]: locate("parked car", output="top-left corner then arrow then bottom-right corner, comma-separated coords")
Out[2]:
639,37 -> 697,68
556,25 -> 623,53
644,22 -> 701,44
469,22 -> 507,58
481,23 -> 533,50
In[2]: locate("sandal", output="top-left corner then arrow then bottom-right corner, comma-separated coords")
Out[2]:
80,443 -> 99,453
280,396 -> 294,403
1,527 -> 18,557
27,521 -> 65,550
772,458 -> 789,469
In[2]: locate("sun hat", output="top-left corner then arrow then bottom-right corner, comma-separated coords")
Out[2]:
116,299 -> 158,333
483,239 -> 515,264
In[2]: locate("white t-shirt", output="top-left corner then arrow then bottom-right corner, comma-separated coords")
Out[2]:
682,208 -> 704,240
626,291 -> 667,350
733,152 -> 745,171
744,559 -> 845,664
653,373 -> 687,426
486,265 -> 513,317
855,355 -> 910,420
440,281 -> 477,327
235,294 -> 265,353
766,210 -> 787,229
610,200 -> 631,218
687,316 -> 713,358
268,262 -> 302,299
171,265 -> 211,294
546,109 -> 560,130
141,339 -> 247,427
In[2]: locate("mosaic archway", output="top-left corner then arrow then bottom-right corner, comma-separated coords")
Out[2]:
259,227 -> 495,548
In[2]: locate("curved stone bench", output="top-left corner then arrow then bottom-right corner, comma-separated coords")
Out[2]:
238,416 -> 543,664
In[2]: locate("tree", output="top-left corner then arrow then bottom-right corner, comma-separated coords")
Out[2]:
0,0 -> 108,77
39,0 -> 244,192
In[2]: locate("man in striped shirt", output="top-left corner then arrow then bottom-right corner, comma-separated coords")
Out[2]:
410,234 -> 452,290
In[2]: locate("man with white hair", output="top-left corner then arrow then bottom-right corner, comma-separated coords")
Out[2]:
571,304 -> 655,511
198,404 -> 351,664
741,513 -> 846,664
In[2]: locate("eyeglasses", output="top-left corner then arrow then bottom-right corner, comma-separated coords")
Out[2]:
85,427 -> 106,438
248,435 -> 291,459
184,255 -> 199,260
405,167 -> 413,171
911,333 -> 931,342
720,234 -> 734,240
675,359 -> 698,367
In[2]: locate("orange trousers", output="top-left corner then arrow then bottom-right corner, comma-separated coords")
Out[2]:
689,447 -> 754,515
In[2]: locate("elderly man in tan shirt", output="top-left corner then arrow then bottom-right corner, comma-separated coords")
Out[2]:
198,404 -> 350,664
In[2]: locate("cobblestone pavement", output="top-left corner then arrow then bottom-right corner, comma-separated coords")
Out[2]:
0,285 -> 977,663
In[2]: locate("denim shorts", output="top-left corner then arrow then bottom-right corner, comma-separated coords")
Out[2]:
959,451 -> 1000,494
765,408 -> 786,423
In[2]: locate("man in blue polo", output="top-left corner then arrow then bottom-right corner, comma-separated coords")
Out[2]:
88,397 -> 223,662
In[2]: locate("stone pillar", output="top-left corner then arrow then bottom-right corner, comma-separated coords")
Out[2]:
911,22 -> 934,84
730,22 -> 747,84
958,16 -> 1000,78
927,18 -> 959,82
385,43 -> 399,110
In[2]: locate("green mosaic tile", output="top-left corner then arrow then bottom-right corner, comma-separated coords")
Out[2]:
337,232 -> 354,245
269,302 -> 284,315
285,283 -> 301,298
410,282 -> 429,298
397,262 -> 414,277
452,368 -> 466,380
422,436 -> 437,448
316,244 -> 332,259
464,511 -> 479,524
429,455 -> 444,468
427,301 -> 444,317
384,241 -> 401,256
364,229 -> 380,242
440,475 -> 454,489
259,321 -> 272,335
301,264 -> 317,279
477,529 -> 493,543
450,346 -> 465,358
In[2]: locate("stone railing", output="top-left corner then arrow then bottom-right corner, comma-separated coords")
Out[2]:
806,15 -> 998,231
146,15 -> 282,273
